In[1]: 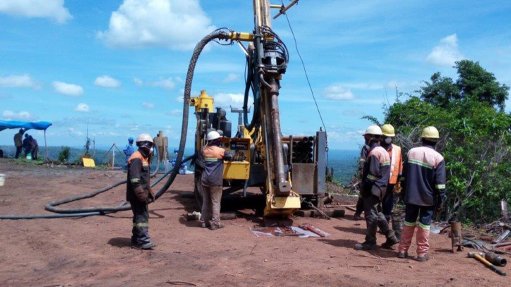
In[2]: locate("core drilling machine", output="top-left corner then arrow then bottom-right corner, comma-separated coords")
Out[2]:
187,0 -> 327,217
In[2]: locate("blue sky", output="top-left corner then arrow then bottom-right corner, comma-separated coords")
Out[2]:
1,0 -> 510,150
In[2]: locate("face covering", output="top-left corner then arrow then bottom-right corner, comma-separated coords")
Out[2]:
384,137 -> 392,144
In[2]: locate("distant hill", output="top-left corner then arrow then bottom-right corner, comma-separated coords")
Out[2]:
0,145 -> 358,185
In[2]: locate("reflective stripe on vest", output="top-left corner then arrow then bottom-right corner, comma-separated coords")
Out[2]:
389,144 -> 402,184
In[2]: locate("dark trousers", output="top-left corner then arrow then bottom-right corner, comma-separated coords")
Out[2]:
382,184 -> 396,221
363,195 -> 391,245
130,199 -> 151,245
404,204 -> 434,227
201,185 -> 223,227
15,146 -> 22,158
355,197 -> 364,215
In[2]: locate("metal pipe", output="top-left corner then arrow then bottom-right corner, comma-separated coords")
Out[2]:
269,79 -> 289,194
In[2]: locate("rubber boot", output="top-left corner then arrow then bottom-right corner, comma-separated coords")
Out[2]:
381,230 -> 399,249
416,226 -> 430,261
397,224 -> 415,258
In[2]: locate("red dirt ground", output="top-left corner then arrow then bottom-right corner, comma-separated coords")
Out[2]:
0,158 -> 509,286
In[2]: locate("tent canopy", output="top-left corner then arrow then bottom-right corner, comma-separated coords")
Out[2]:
0,120 -> 52,132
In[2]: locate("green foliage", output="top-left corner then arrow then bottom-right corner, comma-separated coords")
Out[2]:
58,146 -> 71,163
384,60 -> 511,223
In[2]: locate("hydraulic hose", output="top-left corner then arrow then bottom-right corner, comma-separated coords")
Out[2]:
1,29 -> 229,220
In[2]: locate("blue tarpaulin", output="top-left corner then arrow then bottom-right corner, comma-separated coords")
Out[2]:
0,120 -> 52,160
0,120 -> 52,132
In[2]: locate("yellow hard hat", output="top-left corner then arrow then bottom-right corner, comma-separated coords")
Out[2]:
364,125 -> 383,136
381,124 -> 395,137
421,126 -> 439,140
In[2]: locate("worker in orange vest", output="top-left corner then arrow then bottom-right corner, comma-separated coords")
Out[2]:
380,124 -> 404,241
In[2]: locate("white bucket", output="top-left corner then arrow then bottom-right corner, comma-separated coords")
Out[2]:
0,174 -> 5,187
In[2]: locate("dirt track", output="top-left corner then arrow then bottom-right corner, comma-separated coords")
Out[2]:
0,158 -> 509,287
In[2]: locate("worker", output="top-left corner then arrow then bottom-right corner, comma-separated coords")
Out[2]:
153,130 -> 169,163
397,126 -> 446,261
200,130 -> 226,230
355,125 -> 399,251
29,136 -> 39,160
127,133 -> 156,249
13,129 -> 25,159
123,137 -> 135,169
22,133 -> 32,159
380,124 -> 403,241
353,130 -> 371,221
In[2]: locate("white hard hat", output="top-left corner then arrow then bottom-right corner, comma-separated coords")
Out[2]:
206,130 -> 221,141
136,133 -> 153,143
364,125 -> 383,136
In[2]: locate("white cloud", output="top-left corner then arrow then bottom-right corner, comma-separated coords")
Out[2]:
2,110 -> 32,120
75,103 -> 90,112
0,74 -> 37,88
97,0 -> 215,50
426,34 -> 464,67
213,93 -> 252,109
53,81 -> 84,96
142,102 -> 154,109
94,75 -> 121,88
151,78 -> 175,90
0,0 -> 72,24
67,127 -> 84,137
223,73 -> 239,83
133,77 -> 143,86
324,84 -> 354,100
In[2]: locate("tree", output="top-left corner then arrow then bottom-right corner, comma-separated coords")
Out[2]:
384,61 -> 511,223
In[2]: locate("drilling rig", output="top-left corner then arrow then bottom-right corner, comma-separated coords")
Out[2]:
188,0 -> 327,217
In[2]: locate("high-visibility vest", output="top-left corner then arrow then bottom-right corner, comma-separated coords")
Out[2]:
387,144 -> 403,185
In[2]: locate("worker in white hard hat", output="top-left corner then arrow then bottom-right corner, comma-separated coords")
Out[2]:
355,125 -> 398,251
126,133 -> 156,249
200,130 -> 226,230
398,126 -> 446,262
353,126 -> 373,220
380,124 -> 404,242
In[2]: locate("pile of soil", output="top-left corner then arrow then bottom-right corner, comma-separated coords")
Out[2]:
0,158 -> 508,286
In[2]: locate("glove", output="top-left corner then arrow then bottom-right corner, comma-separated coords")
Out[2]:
393,182 -> 402,194
133,185 -> 148,203
148,187 -> 156,203
435,193 -> 446,213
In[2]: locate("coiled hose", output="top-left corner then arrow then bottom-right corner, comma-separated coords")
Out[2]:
0,29 -> 230,220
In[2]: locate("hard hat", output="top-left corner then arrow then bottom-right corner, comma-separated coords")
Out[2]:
364,125 -> 383,136
206,130 -> 221,141
381,124 -> 395,137
421,126 -> 440,140
136,133 -> 153,143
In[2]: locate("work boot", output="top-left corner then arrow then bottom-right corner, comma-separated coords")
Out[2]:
132,241 -> 155,250
416,254 -> 429,262
381,230 -> 399,249
209,222 -> 224,230
354,242 -> 376,251
397,251 -> 408,259
353,213 -> 363,221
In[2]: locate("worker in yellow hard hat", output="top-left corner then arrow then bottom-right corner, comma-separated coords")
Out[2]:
380,124 -> 404,243
397,126 -> 446,262
355,125 -> 398,251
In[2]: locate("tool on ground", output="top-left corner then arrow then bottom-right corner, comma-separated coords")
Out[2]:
484,252 -> 507,267
450,221 -> 463,252
299,223 -> 329,237
467,252 -> 506,276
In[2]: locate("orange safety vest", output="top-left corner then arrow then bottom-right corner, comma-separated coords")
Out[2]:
387,144 -> 403,185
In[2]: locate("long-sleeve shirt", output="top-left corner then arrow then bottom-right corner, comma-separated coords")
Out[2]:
403,145 -> 446,206
126,150 -> 151,202
361,143 -> 391,199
